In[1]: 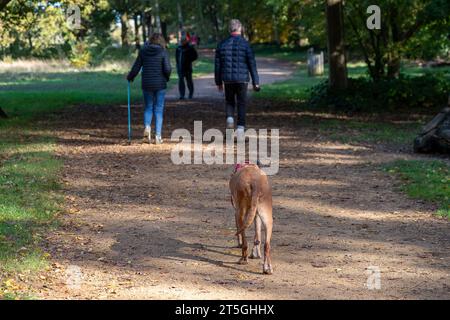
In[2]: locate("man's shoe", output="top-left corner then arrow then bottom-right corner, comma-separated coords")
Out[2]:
226,117 -> 234,129
236,126 -> 245,142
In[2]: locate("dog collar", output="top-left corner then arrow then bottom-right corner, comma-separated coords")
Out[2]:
233,161 -> 259,174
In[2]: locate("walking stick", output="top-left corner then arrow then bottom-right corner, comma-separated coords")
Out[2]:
127,81 -> 132,144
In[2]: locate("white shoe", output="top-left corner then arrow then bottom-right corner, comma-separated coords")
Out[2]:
143,127 -> 151,144
236,126 -> 245,142
226,117 -> 234,129
155,135 -> 163,145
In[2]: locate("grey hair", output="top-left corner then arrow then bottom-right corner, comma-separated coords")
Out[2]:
229,19 -> 242,33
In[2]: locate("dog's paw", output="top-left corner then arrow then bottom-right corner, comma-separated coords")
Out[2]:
249,251 -> 261,259
238,258 -> 248,265
263,265 -> 273,275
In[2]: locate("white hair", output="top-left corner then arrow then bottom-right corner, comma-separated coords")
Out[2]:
229,19 -> 242,33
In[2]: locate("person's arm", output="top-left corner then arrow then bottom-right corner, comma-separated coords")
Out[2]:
175,47 -> 180,67
214,43 -> 222,89
191,46 -> 198,62
246,42 -> 259,87
163,50 -> 172,82
127,50 -> 142,82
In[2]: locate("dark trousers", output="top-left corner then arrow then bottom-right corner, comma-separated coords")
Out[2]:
225,83 -> 248,127
178,71 -> 194,98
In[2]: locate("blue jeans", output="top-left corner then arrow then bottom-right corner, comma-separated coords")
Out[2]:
143,90 -> 166,136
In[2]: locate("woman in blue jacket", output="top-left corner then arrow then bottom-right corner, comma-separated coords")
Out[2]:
127,33 -> 172,144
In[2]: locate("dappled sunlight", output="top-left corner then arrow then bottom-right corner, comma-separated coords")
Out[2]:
36,99 -> 449,299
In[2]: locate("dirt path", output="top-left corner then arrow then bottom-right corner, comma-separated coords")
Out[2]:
36,59 -> 449,300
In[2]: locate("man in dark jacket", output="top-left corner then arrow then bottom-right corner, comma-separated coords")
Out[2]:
215,19 -> 260,135
176,32 -> 198,99
127,33 -> 171,144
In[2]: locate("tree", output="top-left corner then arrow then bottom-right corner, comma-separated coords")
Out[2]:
326,0 -> 348,90
0,0 -> 12,118
345,0 -> 450,80
108,0 -> 140,47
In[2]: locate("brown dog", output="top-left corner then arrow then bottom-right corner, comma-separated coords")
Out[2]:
229,163 -> 273,274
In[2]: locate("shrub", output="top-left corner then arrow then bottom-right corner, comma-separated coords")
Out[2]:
69,42 -> 92,68
307,73 -> 450,113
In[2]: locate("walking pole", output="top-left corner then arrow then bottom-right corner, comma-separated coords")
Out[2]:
127,81 -> 132,144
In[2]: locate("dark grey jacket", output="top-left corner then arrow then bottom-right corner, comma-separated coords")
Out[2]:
127,43 -> 172,91
215,35 -> 259,86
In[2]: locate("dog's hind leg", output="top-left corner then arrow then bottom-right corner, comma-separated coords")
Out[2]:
234,208 -> 243,248
237,208 -> 249,265
250,214 -> 262,259
259,205 -> 273,275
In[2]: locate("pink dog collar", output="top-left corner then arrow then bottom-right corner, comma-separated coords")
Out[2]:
233,161 -> 252,174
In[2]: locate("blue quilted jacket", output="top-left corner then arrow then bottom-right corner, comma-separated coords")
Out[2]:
127,43 -> 172,91
214,35 -> 259,86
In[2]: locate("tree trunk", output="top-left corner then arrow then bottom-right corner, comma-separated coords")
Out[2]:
161,21 -> 168,42
141,11 -> 147,43
0,107 -> 7,119
120,12 -> 129,47
326,0 -> 348,90
387,55 -> 400,78
387,7 -> 401,79
154,0 -> 161,33
27,33 -> 33,52
147,12 -> 153,39
177,1 -> 184,43
133,15 -> 140,49
196,0 -> 206,40
272,13 -> 280,45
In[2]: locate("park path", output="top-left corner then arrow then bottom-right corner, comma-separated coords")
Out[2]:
166,53 -> 295,99
35,57 -> 449,299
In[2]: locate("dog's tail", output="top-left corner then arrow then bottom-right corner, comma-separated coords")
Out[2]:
235,183 -> 259,236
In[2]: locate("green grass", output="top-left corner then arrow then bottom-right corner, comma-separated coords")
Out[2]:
384,160 -> 450,218
252,44 -> 307,62
311,117 -> 421,145
256,62 -> 368,102
256,67 -> 326,101
0,54 -> 216,298
0,55 -> 213,122
192,57 -> 214,76
0,125 -> 62,298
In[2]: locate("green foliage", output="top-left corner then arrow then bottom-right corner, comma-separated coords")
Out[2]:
308,72 -> 450,113
384,160 -> 450,218
69,42 -> 92,68
345,0 -> 450,79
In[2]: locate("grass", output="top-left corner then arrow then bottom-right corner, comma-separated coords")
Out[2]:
311,116 -> 421,145
0,125 -> 62,299
256,67 -> 325,101
252,44 -> 308,62
0,55 -> 213,122
384,160 -> 450,218
254,53 -> 445,146
0,54 -> 213,298
0,50 -> 446,297
255,62 -> 368,102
